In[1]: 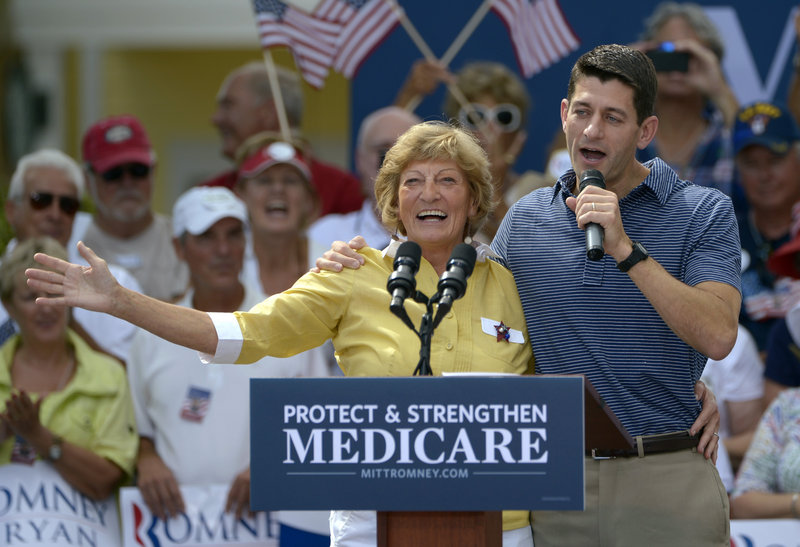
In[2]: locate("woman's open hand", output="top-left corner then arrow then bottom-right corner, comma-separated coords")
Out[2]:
26,241 -> 121,315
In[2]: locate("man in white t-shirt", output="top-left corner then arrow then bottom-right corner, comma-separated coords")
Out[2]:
127,187 -> 331,540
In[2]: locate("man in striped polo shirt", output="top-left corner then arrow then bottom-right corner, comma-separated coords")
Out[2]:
492,44 -> 740,546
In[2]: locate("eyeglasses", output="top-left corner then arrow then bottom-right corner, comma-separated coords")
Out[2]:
458,103 -> 522,133
29,192 -> 80,216
100,163 -> 151,183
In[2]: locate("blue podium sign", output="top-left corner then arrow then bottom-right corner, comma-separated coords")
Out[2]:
250,375 -> 584,511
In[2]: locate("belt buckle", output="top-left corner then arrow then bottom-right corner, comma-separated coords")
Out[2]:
591,448 -> 615,460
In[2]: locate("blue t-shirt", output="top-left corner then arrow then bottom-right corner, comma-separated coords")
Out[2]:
491,158 -> 741,437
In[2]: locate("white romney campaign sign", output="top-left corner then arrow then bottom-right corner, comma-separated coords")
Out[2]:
730,519 -> 800,547
120,485 -> 279,547
0,461 -> 121,546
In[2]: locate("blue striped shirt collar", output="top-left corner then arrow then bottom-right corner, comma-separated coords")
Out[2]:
553,157 -> 678,206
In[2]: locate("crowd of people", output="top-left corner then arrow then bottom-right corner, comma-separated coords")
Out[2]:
3,1 -> 800,546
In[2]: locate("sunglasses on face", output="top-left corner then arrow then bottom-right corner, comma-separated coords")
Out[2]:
458,103 -> 522,133
100,163 -> 151,183
29,192 -> 80,216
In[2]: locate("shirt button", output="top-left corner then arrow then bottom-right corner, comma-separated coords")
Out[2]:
447,312 -> 454,318
446,342 -> 453,350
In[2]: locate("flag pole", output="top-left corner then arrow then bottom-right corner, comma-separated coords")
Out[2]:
388,0 -> 479,123
262,49 -> 292,143
388,1 -> 437,61
440,0 -> 494,67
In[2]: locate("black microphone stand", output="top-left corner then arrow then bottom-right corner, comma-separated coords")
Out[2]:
390,289 -> 442,376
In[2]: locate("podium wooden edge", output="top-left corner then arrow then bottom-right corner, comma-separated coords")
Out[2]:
537,374 -> 634,451
377,511 -> 502,547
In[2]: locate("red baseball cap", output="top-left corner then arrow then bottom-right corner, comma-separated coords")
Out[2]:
238,141 -> 312,182
768,237 -> 800,279
82,115 -> 155,174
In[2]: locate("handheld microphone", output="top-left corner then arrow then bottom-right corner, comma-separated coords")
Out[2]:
387,241 -> 422,313
579,169 -> 606,261
434,243 -> 477,325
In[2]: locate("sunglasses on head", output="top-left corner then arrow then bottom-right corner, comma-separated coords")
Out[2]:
29,192 -> 80,216
458,103 -> 522,133
100,163 -> 151,183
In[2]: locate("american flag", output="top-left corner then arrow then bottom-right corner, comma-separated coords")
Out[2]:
492,0 -> 579,78
180,386 -> 212,423
252,0 -> 398,87
11,436 -> 36,465
316,0 -> 400,79
252,0 -> 345,88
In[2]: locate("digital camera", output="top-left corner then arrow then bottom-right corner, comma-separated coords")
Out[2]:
646,42 -> 690,73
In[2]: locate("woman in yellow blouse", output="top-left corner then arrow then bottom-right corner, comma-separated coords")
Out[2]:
1,237 -> 137,500
29,122 -> 536,544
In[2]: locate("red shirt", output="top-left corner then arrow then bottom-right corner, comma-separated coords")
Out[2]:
201,159 -> 364,217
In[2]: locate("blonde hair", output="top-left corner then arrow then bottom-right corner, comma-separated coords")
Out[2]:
375,122 -> 494,237
0,237 -> 68,303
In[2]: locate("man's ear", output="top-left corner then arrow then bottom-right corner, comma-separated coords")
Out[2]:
637,115 -> 659,150
560,98 -> 570,131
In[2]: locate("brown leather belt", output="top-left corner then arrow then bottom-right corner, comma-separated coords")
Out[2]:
588,430 -> 699,459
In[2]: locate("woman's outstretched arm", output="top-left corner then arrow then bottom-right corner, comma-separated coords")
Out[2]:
26,241 -> 218,355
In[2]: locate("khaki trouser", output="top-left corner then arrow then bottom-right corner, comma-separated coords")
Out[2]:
532,449 -> 729,547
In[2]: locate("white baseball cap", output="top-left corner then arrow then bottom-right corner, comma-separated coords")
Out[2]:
172,186 -> 248,238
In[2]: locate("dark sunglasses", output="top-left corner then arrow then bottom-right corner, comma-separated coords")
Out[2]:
100,163 -> 151,183
458,103 -> 522,133
29,192 -> 80,215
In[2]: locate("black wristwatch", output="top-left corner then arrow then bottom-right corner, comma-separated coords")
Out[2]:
616,241 -> 649,272
47,434 -> 63,462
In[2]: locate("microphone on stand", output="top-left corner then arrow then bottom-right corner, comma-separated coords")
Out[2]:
579,169 -> 606,261
433,243 -> 477,326
387,241 -> 422,326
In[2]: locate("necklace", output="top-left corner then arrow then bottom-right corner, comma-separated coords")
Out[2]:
54,355 -> 75,392
11,349 -> 76,394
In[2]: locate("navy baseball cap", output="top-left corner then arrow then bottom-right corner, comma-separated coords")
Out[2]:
733,101 -> 800,156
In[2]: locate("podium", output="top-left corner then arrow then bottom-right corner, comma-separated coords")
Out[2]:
377,511 -> 502,547
250,375 -> 632,545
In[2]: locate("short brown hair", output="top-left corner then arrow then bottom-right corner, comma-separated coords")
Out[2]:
374,122 -> 494,238
567,44 -> 657,126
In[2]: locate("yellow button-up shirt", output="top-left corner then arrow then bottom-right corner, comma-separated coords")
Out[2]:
0,330 -> 138,475
208,244 -> 534,530
222,246 -> 534,378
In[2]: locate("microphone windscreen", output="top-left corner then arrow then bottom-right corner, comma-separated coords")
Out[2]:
450,243 -> 477,276
395,240 -> 422,267
579,169 -> 606,191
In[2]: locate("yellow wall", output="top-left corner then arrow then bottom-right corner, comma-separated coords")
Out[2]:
65,47 -> 351,214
